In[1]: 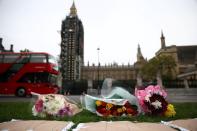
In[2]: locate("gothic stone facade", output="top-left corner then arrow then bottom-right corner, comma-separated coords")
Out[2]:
81,64 -> 135,81
156,32 -> 197,79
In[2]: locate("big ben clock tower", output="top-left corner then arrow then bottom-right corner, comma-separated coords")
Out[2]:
60,2 -> 84,81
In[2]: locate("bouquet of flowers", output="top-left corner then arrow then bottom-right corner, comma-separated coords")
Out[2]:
135,85 -> 176,117
32,94 -> 80,118
95,100 -> 138,117
84,94 -> 139,117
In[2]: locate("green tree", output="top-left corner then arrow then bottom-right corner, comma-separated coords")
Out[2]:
141,55 -> 176,80
20,48 -> 31,52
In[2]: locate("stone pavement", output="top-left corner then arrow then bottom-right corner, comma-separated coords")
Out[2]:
0,120 -> 74,131
0,119 -> 197,131
73,119 -> 197,131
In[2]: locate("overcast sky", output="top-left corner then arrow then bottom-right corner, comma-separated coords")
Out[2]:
0,0 -> 197,65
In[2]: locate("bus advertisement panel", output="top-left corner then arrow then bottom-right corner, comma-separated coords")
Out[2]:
0,52 -> 59,96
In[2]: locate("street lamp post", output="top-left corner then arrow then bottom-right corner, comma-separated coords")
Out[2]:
97,47 -> 100,95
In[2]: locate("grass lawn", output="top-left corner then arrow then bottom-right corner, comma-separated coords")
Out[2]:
0,102 -> 197,123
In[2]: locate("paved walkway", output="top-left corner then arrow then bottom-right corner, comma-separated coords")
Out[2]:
0,119 -> 197,131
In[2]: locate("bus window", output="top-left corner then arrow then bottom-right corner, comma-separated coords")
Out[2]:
18,72 -> 50,83
48,55 -> 58,71
48,55 -> 57,64
10,64 -> 23,72
17,55 -> 30,63
30,54 -> 47,63
0,54 -> 3,62
34,72 -> 49,83
4,54 -> 20,63
18,73 -> 34,83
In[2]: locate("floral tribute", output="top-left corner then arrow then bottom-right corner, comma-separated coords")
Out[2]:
95,100 -> 138,117
32,94 -> 73,118
135,85 -> 176,117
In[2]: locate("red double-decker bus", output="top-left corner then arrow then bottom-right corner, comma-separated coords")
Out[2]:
0,52 -> 59,96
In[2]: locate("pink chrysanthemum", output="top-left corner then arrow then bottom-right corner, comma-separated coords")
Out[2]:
35,99 -> 43,112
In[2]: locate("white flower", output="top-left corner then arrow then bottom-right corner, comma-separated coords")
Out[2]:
43,95 -> 65,115
151,100 -> 162,109
39,112 -> 46,118
145,94 -> 151,102
32,106 -> 38,116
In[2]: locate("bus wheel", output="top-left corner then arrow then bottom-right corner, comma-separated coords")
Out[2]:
16,87 -> 26,97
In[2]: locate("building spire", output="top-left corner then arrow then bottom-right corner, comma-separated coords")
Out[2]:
70,1 -> 77,16
160,30 -> 166,49
161,30 -> 164,38
137,44 -> 144,62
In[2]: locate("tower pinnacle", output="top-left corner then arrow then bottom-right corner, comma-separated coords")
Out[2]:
70,1 -> 77,16
137,44 -> 144,62
161,31 -> 164,38
160,30 -> 166,49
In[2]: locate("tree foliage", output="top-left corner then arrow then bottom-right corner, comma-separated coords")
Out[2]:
141,55 -> 176,80
20,48 -> 31,52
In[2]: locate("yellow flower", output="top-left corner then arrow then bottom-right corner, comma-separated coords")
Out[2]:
127,114 -> 133,117
117,108 -> 123,113
122,106 -> 126,112
106,103 -> 113,110
164,104 -> 176,117
95,100 -> 102,106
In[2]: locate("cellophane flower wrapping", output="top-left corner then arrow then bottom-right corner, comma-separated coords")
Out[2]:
84,93 -> 139,117
135,85 -> 176,117
32,94 -> 80,118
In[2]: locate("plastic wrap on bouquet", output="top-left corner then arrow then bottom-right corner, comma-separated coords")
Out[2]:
31,93 -> 82,118
84,94 -> 139,117
103,87 -> 141,112
100,78 -> 141,112
135,85 -> 176,117
84,78 -> 141,117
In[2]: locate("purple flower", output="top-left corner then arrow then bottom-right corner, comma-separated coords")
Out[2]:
58,106 -> 72,117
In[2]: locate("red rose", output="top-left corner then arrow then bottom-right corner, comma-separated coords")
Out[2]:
105,110 -> 111,116
97,107 -> 107,114
101,101 -> 107,107
126,108 -> 134,114
112,110 -> 118,116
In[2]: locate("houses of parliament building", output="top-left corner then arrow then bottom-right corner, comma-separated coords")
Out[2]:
60,2 -> 197,84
